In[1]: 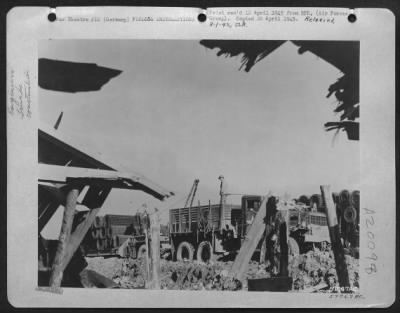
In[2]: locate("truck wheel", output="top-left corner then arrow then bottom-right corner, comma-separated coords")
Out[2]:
137,244 -> 147,259
99,227 -> 106,239
176,241 -> 195,262
196,241 -> 213,263
320,241 -> 330,251
288,237 -> 300,255
343,206 -> 357,223
96,239 -> 104,251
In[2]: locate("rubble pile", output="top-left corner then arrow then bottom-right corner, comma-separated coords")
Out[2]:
289,249 -> 359,292
85,249 -> 359,292
112,259 -> 243,290
159,260 -> 245,291
85,257 -> 125,279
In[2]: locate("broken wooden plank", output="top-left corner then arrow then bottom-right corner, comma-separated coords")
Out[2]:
39,164 -> 139,183
320,185 -> 350,290
38,163 -> 172,200
49,188 -> 79,287
228,196 -> 269,281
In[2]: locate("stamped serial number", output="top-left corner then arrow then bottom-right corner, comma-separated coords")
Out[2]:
330,286 -> 359,292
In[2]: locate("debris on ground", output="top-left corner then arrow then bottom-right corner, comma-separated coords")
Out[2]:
288,249 -> 359,292
85,248 -> 359,292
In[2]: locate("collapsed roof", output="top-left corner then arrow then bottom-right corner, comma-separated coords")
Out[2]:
38,126 -> 174,231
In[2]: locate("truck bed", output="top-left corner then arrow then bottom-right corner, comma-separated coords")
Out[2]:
169,203 -> 242,233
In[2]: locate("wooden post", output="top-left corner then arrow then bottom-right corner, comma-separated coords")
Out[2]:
259,198 -> 269,264
61,207 -> 101,273
218,176 -> 225,231
320,185 -> 350,290
49,188 -> 79,288
150,209 -> 161,289
60,187 -> 111,273
144,222 -> 150,281
228,196 -> 270,281
259,235 -> 267,264
279,212 -> 289,277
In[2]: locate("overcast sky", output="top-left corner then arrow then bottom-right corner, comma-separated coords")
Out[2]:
39,40 -> 359,236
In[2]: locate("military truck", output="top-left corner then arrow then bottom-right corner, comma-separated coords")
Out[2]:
169,196 -> 257,262
168,192 -> 355,262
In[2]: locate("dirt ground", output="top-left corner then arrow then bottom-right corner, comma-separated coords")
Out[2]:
85,249 -> 359,292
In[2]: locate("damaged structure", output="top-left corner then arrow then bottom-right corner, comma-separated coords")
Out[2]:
38,126 -> 173,288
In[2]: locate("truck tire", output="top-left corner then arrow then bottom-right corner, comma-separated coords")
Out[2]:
343,206 -> 357,223
94,216 -> 102,228
176,241 -> 195,262
96,239 -> 104,251
196,241 -> 213,263
112,235 -> 119,248
288,237 -> 300,255
137,244 -> 147,259
90,229 -> 97,240
99,227 -> 106,239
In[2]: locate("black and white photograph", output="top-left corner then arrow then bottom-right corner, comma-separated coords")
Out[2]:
6,5 -> 396,308
38,39 -> 361,293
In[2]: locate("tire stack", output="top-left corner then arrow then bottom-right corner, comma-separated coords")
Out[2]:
295,189 -> 360,250
338,189 -> 360,250
93,216 -> 113,252
83,214 -> 150,255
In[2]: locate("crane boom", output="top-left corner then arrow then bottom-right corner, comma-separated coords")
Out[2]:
184,179 -> 200,209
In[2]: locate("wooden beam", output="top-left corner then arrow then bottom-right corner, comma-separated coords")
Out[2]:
150,209 -> 161,289
61,207 -> 100,272
320,185 -> 350,290
39,164 -> 137,184
279,217 -> 289,277
259,235 -> 267,264
228,196 -> 270,281
61,188 -> 111,274
49,188 -> 79,287
144,222 -> 150,281
38,163 -> 172,200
